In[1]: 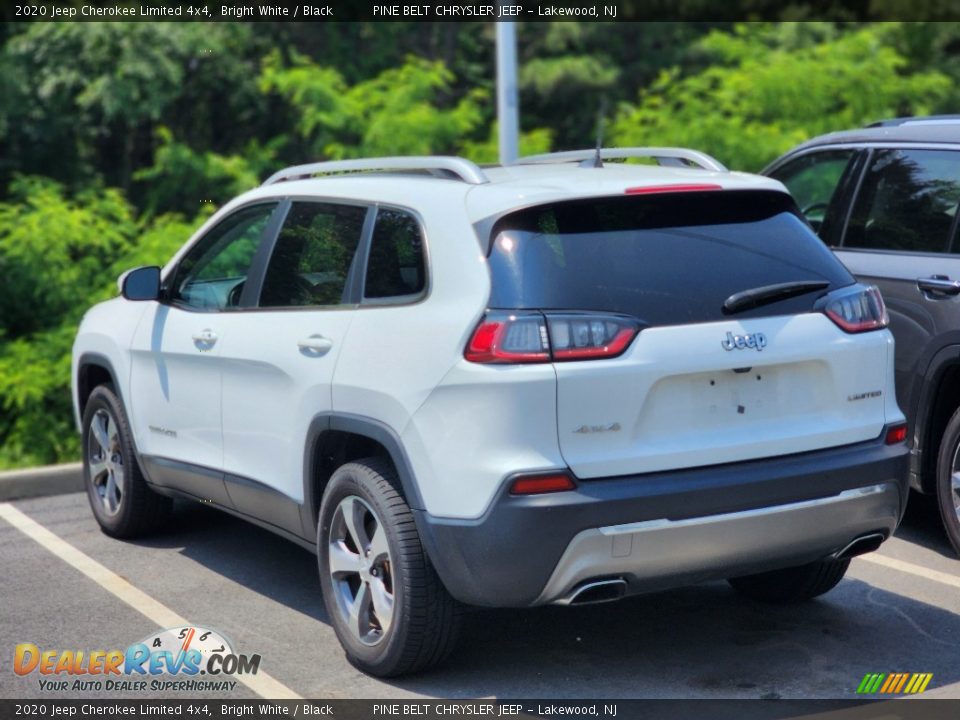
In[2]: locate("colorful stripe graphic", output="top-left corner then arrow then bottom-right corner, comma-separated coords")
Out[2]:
856,673 -> 933,694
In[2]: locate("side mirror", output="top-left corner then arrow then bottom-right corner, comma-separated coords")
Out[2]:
120,266 -> 161,301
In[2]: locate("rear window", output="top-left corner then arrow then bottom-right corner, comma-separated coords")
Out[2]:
485,190 -> 853,327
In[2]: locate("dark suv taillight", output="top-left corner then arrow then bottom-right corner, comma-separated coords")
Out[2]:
822,285 -> 889,333
464,311 -> 640,364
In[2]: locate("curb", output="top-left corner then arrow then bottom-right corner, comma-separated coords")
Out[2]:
0,463 -> 84,502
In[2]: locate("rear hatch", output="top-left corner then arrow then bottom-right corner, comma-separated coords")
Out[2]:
480,190 -> 892,478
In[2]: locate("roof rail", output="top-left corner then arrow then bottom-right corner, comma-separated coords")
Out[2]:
513,147 -> 728,173
866,115 -> 960,128
262,156 -> 489,186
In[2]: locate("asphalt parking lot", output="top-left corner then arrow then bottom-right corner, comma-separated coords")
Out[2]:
2,490 -> 960,701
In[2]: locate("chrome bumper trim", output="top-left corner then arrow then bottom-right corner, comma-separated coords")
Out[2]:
537,482 -> 900,605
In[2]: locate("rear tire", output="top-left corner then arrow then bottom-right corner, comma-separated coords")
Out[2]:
317,457 -> 461,677
81,384 -> 171,538
728,558 -> 850,604
935,406 -> 960,556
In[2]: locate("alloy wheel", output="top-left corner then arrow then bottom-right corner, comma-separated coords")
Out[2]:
327,495 -> 395,646
87,408 -> 124,516
952,440 -> 960,521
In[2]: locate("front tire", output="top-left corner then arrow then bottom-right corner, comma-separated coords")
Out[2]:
317,458 -> 460,677
728,558 -> 850,604
81,384 -> 171,538
935,406 -> 960,556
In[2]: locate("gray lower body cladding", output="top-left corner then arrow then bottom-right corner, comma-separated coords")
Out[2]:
415,433 -> 909,607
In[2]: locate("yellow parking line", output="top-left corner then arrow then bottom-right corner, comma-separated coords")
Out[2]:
0,502 -> 302,700
859,553 -> 960,590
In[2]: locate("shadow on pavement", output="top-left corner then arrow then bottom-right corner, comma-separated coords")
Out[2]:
130,496 -> 960,699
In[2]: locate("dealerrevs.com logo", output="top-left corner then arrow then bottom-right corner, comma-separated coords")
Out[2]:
14,626 -> 261,693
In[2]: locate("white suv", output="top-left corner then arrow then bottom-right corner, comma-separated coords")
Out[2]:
72,148 -> 910,676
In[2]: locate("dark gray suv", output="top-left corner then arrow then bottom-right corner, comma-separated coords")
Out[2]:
766,117 -> 960,553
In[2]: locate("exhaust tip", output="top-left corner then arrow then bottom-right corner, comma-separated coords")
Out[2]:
833,532 -> 886,561
555,578 -> 627,606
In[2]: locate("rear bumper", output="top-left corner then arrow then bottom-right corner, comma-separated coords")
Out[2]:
415,435 -> 909,607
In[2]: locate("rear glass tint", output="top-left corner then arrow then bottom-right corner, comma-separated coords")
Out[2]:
485,191 -> 853,327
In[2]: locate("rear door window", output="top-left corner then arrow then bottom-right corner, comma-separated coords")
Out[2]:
843,148 -> 960,254
486,190 -> 853,328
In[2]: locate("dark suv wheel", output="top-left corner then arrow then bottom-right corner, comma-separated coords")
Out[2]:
936,407 -> 960,555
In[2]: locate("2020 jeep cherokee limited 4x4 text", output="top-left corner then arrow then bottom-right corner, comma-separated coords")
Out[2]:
72,149 -> 910,676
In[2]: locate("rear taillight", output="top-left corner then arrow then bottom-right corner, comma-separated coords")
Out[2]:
822,285 -> 889,333
464,312 -> 550,363
465,311 -> 640,364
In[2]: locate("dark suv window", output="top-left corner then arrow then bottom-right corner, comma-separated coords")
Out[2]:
259,202 -> 366,308
487,190 -> 852,327
843,148 -> 960,254
768,149 -> 857,240
364,209 -> 426,300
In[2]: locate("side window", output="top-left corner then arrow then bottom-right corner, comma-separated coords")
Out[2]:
844,148 -> 960,254
768,150 -> 856,238
364,209 -> 426,300
259,202 -> 366,308
170,203 -> 278,311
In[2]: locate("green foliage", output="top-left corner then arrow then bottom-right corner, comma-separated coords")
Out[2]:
0,23 -> 270,195
0,177 -> 204,469
133,128 -> 267,215
260,51 -> 489,159
0,177 -> 136,338
518,22 -> 720,150
0,325 -> 77,469
611,23 -> 952,171
460,125 -> 554,164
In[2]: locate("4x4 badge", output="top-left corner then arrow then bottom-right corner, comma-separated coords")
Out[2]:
573,423 -> 622,434
722,331 -> 767,352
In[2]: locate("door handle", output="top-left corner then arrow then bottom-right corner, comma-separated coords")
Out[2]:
192,329 -> 218,345
297,335 -> 334,355
917,276 -> 960,297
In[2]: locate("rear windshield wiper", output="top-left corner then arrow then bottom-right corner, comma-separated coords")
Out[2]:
722,280 -> 830,315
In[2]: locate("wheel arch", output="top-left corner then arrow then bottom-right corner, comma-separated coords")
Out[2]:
915,345 -> 960,494
300,413 -> 425,538
76,353 -> 123,421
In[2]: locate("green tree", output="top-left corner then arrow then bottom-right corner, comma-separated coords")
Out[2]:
0,177 -> 205,469
0,23 -> 271,198
0,177 -> 136,338
518,23 -> 720,150
259,51 -> 494,160
133,127 -> 274,216
611,23 -> 951,171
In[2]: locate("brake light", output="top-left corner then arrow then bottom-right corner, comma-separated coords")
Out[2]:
509,473 -> 576,495
625,184 -> 723,195
465,311 -> 640,364
885,424 -> 907,445
823,285 -> 889,333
